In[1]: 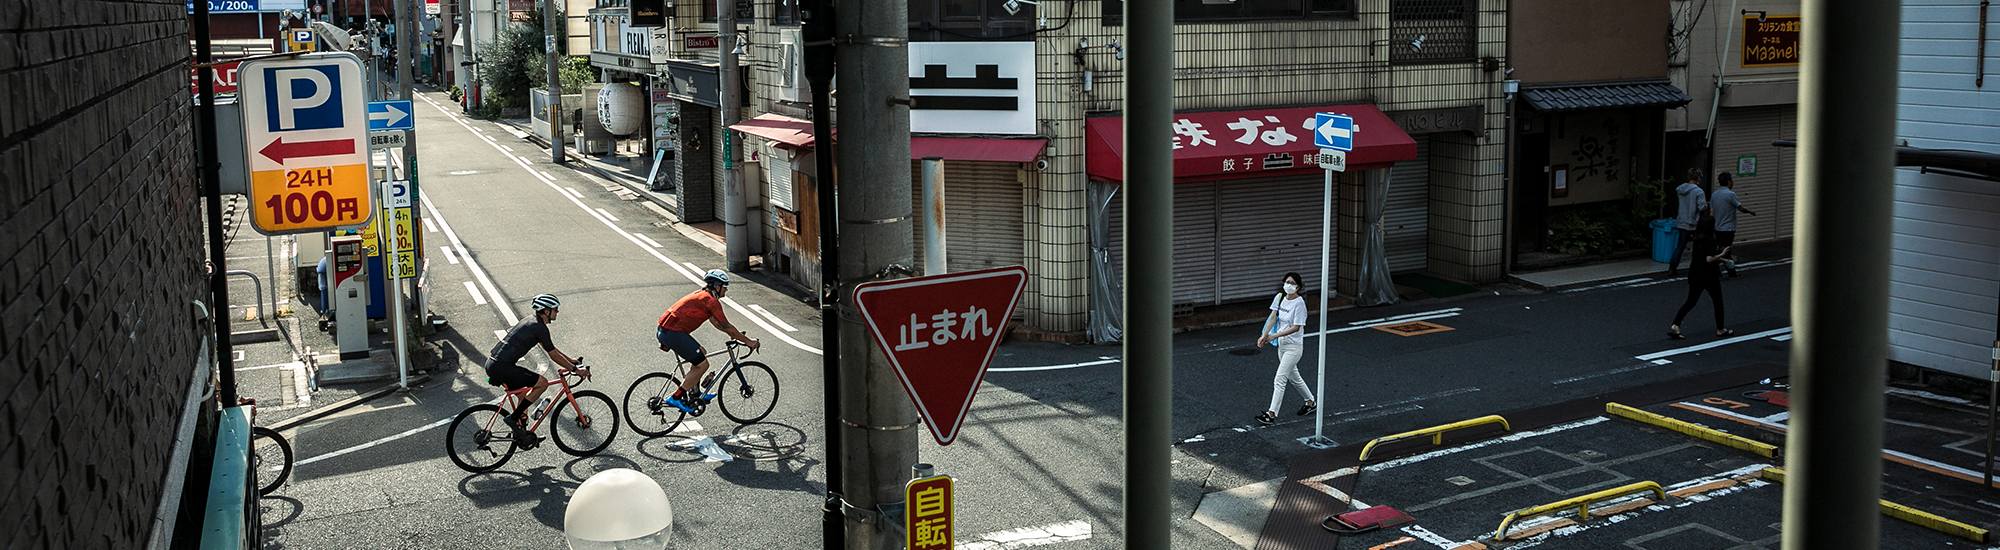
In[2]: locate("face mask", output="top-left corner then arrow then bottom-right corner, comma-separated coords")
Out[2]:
1283,283 -> 1299,295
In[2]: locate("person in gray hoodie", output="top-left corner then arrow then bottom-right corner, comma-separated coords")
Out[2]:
1667,168 -> 1709,277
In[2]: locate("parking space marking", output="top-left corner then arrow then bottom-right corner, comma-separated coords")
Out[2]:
1635,327 -> 1791,361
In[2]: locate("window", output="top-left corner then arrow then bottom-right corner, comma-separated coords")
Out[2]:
1389,0 -> 1475,64
909,0 -> 1036,40
703,0 -> 717,22
1101,0 -> 1355,25
767,142 -> 795,209
774,0 -> 801,25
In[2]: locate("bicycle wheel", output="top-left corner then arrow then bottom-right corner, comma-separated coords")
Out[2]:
250,426 -> 293,496
552,390 -> 620,456
445,404 -> 516,472
623,372 -> 688,437
719,361 -> 780,424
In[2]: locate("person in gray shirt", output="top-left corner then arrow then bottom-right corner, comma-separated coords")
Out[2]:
1710,173 -> 1757,278
1668,168 -> 1710,277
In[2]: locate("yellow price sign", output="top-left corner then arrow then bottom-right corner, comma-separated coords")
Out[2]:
253,165 -> 374,234
239,54 -> 373,235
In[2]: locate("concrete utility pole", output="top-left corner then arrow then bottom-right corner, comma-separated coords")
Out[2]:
1125,0 -> 1174,545
545,0 -> 564,163
720,0 -> 748,270
1781,0 -> 1898,548
396,0 -> 425,345
834,0 -> 915,545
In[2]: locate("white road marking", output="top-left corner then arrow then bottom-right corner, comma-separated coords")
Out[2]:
424,219 -> 437,233
676,420 -> 704,433
421,194 -> 517,325
1635,327 -> 1791,361
417,97 -> 820,354
544,171 -> 558,181
464,281 -> 486,305
235,361 -> 301,372
440,246 -> 460,264
634,233 -> 663,248
565,186 -> 584,198
501,144 -> 514,152
1552,363 -> 1656,385
1558,278 -> 1652,293
1367,417 -> 1609,471
595,208 -> 619,221
494,330 -> 508,341
1345,308 -> 1463,326
294,417 -> 454,466
989,311 -> 1464,373
751,304 -> 798,332
988,358 -> 1119,373
683,261 -> 702,273
959,520 -> 1091,550
1773,334 -> 1793,341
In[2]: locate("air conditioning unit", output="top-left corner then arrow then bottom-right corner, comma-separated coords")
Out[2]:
778,28 -> 804,102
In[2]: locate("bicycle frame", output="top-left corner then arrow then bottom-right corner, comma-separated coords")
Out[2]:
489,367 -> 590,434
672,341 -> 754,393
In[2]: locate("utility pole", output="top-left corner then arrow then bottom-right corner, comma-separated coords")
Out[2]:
1781,0 -> 1898,548
545,0 -> 564,163
1125,0 -> 1174,546
798,0 -> 841,545
396,0 -> 425,359
720,0 -> 747,270
835,0 -> 914,545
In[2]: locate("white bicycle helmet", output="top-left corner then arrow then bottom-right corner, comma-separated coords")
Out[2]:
531,294 -> 561,311
703,269 -> 730,287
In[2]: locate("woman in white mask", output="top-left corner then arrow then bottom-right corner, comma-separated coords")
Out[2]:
1254,272 -> 1315,426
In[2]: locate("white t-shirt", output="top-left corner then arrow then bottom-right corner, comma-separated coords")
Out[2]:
1268,294 -> 1308,347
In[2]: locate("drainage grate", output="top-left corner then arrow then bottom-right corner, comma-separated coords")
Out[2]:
1173,303 -> 1194,318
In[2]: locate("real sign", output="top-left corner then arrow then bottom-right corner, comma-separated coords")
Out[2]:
239,53 -> 374,235
854,266 -> 1028,446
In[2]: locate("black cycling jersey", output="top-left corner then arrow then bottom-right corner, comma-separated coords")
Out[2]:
488,317 -> 554,368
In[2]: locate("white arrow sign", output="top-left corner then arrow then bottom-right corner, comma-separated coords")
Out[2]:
367,100 -> 413,130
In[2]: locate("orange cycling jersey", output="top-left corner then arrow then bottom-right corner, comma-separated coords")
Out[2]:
658,289 -> 723,333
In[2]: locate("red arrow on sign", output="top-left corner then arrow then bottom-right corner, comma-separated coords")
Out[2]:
259,136 -> 356,164
855,266 -> 1028,446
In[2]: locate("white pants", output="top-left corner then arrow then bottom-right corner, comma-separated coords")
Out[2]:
1268,340 -> 1313,414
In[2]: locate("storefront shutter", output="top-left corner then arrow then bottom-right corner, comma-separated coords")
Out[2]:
1216,174 -> 1334,304
907,160 -> 1026,274
1385,136 -> 1432,273
1711,106 -> 1789,243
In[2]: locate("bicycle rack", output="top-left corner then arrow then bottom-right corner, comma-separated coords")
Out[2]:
224,270 -> 269,328
1357,414 -> 1511,461
1493,481 -> 1666,541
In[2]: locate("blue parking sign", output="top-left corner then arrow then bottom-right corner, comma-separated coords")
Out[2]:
263,65 -> 345,132
1312,113 -> 1354,152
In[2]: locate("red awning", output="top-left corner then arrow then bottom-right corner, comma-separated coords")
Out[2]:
1084,104 -> 1419,182
911,138 -> 1045,163
730,113 -> 815,148
731,114 -> 1045,163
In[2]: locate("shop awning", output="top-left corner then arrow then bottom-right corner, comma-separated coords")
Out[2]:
911,138 -> 1045,163
730,113 -> 815,148
1520,80 -> 1692,113
1084,104 -> 1418,183
731,114 -> 1046,162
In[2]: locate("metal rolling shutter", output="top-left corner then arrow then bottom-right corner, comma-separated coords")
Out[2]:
1385,137 -> 1431,273
1174,180 -> 1221,305
908,161 -> 1026,273
1216,174 -> 1333,304
1776,107 -> 1796,239
1711,106 -> 1786,243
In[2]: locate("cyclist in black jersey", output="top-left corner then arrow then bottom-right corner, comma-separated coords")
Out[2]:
486,294 -> 586,442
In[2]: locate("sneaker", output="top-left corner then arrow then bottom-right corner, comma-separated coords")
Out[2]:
665,393 -> 698,413
1256,412 -> 1277,426
1296,401 -> 1317,416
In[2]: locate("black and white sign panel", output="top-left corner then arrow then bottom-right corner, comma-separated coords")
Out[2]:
909,42 -> 1036,135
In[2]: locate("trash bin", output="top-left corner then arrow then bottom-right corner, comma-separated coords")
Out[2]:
1651,219 -> 1677,264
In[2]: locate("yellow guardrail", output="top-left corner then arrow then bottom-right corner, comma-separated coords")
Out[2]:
1493,481 -> 1665,541
1357,415 -> 1510,461
1761,467 -> 1989,543
1605,402 -> 1779,458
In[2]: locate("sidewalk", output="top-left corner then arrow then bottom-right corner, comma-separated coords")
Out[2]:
1510,238 -> 1794,290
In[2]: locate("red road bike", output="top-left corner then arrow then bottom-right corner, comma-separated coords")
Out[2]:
445,364 -> 619,473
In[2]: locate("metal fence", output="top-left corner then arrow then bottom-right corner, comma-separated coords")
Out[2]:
1390,0 -> 1476,64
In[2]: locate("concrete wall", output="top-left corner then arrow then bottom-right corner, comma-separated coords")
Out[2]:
1,1 -> 210,547
1510,0 -> 1669,85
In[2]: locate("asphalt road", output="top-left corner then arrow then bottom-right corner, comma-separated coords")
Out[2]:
255,89 -> 1831,549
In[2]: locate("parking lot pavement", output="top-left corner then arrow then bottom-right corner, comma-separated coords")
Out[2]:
1254,363 -> 1993,549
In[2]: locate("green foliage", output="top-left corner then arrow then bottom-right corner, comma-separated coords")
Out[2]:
477,17 -> 545,111
1549,202 -> 1650,255
1629,178 -> 1671,223
561,57 -> 596,95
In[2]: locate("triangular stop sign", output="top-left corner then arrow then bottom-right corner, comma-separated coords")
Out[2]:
854,266 -> 1028,445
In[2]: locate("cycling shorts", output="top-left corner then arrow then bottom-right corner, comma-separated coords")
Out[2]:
483,360 -> 541,391
656,326 -> 706,366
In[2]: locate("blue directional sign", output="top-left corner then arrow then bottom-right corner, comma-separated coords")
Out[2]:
367,100 -> 415,131
1313,112 -> 1355,152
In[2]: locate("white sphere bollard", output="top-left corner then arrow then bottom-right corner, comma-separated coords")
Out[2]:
565,468 -> 674,549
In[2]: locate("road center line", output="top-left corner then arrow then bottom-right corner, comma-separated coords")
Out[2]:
1635,327 -> 1791,361
421,193 -> 516,325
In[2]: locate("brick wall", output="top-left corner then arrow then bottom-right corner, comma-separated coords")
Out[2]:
0,2 -> 208,548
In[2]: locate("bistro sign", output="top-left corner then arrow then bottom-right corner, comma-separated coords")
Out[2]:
1742,15 -> 1801,68
1387,106 -> 1482,135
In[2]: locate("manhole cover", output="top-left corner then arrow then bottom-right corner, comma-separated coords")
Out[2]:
1228,348 -> 1260,356
1446,476 -> 1475,486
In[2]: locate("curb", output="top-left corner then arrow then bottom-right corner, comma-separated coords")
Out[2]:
1606,402 -> 1778,458
267,373 -> 432,432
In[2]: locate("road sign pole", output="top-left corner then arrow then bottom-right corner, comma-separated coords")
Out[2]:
800,0 -> 843,543
382,180 -> 409,389
1125,0 -> 1174,543
194,0 -> 239,406
1306,166 -> 1335,448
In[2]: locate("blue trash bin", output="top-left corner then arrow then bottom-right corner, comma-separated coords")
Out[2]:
1650,219 -> 1677,264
